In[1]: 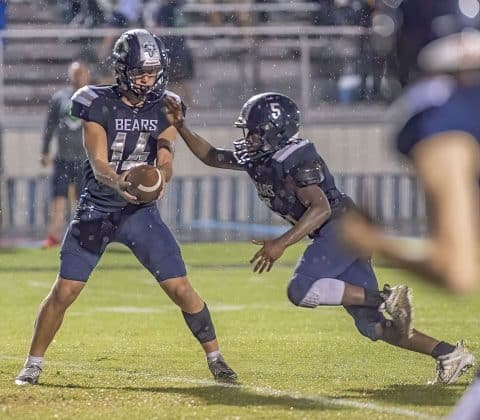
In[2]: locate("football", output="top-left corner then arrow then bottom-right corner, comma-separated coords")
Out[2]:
125,165 -> 164,203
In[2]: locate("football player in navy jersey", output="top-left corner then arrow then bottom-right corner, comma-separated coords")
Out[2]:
15,29 -> 237,386
164,91 -> 471,384
339,1 -> 480,416
344,0 -> 480,296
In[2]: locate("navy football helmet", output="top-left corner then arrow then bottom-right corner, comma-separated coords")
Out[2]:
112,29 -> 169,103
233,93 -> 300,164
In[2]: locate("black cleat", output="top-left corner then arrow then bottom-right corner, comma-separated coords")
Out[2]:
208,355 -> 238,382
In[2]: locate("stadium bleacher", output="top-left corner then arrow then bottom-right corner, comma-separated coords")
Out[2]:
2,0 -> 379,121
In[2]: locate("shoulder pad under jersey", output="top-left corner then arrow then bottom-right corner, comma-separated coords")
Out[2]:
71,85 -> 114,123
273,140 -> 325,186
392,75 -> 456,128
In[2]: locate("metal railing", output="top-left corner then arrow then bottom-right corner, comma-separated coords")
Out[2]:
181,2 -> 322,14
0,173 -> 425,241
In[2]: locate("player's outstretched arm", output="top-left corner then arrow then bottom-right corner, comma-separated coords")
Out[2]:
413,132 -> 480,294
164,95 -> 244,171
83,120 -> 137,203
250,185 -> 331,273
280,185 -> 332,247
342,132 -> 480,294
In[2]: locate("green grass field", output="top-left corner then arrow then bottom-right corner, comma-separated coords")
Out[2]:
1,242 -> 479,419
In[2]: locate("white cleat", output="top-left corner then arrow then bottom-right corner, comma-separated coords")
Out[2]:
15,364 -> 42,385
381,284 -> 413,337
431,341 -> 475,385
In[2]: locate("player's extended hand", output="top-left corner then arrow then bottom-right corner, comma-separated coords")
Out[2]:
163,95 -> 184,128
115,171 -> 138,204
250,238 -> 287,273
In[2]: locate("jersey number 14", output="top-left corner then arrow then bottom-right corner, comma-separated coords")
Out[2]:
110,132 -> 150,171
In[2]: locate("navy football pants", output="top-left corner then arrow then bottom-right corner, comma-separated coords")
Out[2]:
59,202 -> 187,282
287,218 -> 385,340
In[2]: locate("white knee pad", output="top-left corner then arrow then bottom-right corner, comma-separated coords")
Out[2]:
299,278 -> 346,307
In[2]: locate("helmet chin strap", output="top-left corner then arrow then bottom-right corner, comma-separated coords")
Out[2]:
122,88 -> 147,107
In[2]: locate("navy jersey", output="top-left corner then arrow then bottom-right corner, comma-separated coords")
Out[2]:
71,85 -> 174,211
244,139 -> 348,234
395,76 -> 480,157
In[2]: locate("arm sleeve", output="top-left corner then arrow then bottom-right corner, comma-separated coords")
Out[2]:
41,95 -> 60,154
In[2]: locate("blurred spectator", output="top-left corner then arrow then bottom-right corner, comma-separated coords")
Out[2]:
311,0 -> 373,26
149,1 -> 195,106
95,30 -> 119,84
0,0 -> 6,29
95,0 -> 143,83
334,0 -> 372,26
311,0 -> 334,25
309,0 -> 376,102
395,0 -> 458,86
199,0 -> 252,27
109,0 -> 142,27
63,0 -> 106,27
40,61 -> 90,248
0,0 -> 7,49
60,0 -> 80,24
162,35 -> 195,105
153,0 -> 181,27
253,0 -> 270,25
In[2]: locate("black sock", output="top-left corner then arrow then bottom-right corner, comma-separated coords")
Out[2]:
431,341 -> 456,359
364,289 -> 384,308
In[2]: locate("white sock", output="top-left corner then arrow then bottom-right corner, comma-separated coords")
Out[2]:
206,350 -> 221,361
299,278 -> 346,307
25,355 -> 44,369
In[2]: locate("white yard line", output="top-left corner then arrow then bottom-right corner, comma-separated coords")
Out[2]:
67,302 -> 293,316
1,355 -> 439,419
69,306 -> 170,315
27,280 -> 51,289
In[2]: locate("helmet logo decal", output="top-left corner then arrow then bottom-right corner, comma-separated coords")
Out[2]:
143,42 -> 156,58
142,41 -> 161,66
